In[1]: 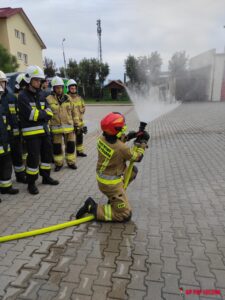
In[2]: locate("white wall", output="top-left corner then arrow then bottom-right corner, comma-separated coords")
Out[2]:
212,54 -> 225,101
189,49 -> 225,101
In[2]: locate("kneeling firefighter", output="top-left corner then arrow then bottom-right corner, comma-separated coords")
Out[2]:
47,76 -> 79,171
18,65 -> 59,195
76,112 -> 150,222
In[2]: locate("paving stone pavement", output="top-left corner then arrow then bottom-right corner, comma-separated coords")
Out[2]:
1,103 -> 225,299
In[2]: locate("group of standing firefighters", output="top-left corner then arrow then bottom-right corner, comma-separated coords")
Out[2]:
0,65 -> 87,199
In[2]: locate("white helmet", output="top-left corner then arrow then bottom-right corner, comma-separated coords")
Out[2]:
67,79 -> 77,88
51,76 -> 64,87
15,73 -> 25,89
24,65 -> 45,83
0,70 -> 8,82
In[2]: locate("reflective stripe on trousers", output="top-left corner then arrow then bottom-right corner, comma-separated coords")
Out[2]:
96,173 -> 123,185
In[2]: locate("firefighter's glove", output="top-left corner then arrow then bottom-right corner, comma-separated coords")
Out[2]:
82,126 -> 88,134
126,131 -> 137,141
76,197 -> 97,219
75,126 -> 81,135
134,131 -> 150,144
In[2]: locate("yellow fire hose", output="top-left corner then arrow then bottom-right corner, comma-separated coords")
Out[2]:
0,146 -> 139,244
0,215 -> 94,243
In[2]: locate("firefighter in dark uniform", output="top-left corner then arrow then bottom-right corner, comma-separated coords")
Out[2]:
18,65 -> 59,195
14,73 -> 28,166
0,70 -> 19,199
4,73 -> 27,184
76,112 -> 150,222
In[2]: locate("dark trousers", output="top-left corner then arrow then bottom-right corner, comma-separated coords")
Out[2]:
0,154 -> 13,190
10,135 -> 25,177
25,135 -> 53,183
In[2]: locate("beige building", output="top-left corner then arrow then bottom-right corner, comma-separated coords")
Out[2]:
0,7 -> 46,71
189,49 -> 225,101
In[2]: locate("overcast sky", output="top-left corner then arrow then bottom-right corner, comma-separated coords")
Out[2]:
1,0 -> 225,80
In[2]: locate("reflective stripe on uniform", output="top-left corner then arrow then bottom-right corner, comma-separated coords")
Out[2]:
14,165 -> 25,173
0,145 -> 10,154
26,167 -> 39,175
96,173 -> 123,185
8,104 -> 16,114
22,126 -> 45,136
51,125 -> 74,134
104,204 -> 112,221
40,102 -> 45,110
45,108 -> 53,117
53,154 -> 63,162
97,138 -> 114,159
65,153 -> 75,160
29,108 -> 39,121
0,146 -> 5,154
0,179 -> 12,188
13,129 -> 20,136
76,145 -> 84,152
22,153 -> 28,160
40,162 -> 51,170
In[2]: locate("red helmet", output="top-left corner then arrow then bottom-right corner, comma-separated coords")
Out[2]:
101,112 -> 125,135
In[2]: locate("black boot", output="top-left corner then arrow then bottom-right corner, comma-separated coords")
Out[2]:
68,164 -> 77,170
1,186 -> 19,195
77,152 -> 87,157
76,197 -> 97,219
42,176 -> 59,185
55,165 -> 62,172
16,173 -> 27,184
28,183 -> 39,195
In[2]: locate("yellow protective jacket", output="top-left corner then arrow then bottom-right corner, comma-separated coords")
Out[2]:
96,135 -> 145,185
69,94 -> 85,127
46,93 -> 79,134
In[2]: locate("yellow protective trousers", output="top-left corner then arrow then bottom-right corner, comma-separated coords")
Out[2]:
96,166 -> 138,222
53,132 -> 76,166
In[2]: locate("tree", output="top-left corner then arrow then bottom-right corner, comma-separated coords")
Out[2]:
78,58 -> 110,98
98,62 -> 110,87
78,58 -> 90,97
168,51 -> 188,77
58,67 -> 65,78
148,51 -> 162,84
0,44 -> 19,72
66,59 -> 79,81
124,55 -> 138,84
136,56 -> 150,84
43,57 -> 57,77
125,52 -> 162,85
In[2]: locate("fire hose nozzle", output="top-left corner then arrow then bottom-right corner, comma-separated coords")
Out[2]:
139,121 -> 147,132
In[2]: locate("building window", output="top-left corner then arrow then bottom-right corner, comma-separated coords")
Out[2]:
17,52 -> 22,60
23,54 -> 28,64
15,29 -> 20,39
21,32 -> 26,44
